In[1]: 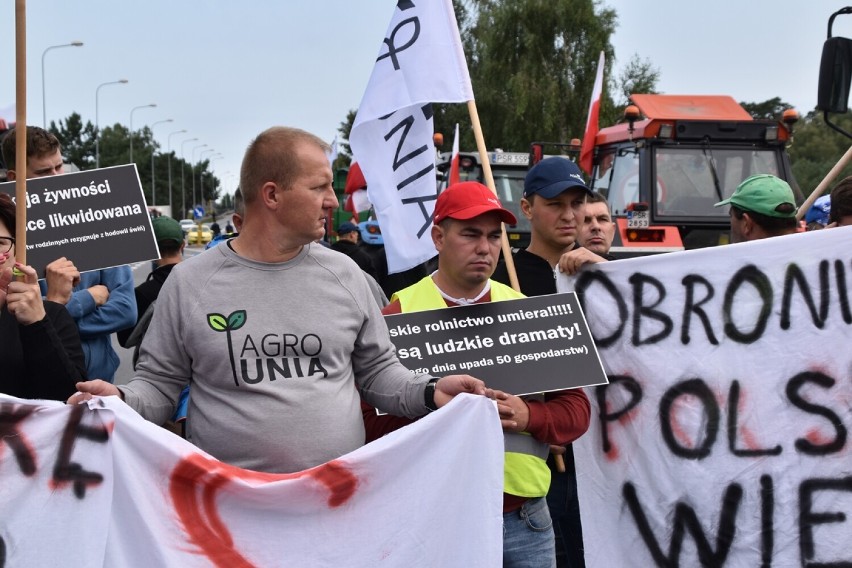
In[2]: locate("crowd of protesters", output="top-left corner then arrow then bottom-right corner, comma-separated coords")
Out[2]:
3,121 -> 850,567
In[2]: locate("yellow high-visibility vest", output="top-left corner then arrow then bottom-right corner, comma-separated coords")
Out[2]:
392,276 -> 551,497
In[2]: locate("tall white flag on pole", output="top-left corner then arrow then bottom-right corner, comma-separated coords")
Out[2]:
350,0 -> 473,274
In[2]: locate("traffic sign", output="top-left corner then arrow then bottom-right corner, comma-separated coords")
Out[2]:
193,206 -> 205,219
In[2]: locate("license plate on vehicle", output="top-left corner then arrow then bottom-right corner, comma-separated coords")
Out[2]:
627,210 -> 649,228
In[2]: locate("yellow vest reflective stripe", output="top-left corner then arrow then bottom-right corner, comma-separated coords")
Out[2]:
392,276 -> 551,497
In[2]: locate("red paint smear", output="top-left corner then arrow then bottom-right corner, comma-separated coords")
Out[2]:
169,453 -> 358,567
602,399 -> 638,462
805,428 -> 832,446
735,387 -> 763,452
669,396 -> 695,449
618,408 -> 638,426
605,444 -> 620,462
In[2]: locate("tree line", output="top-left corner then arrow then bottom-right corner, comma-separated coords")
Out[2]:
48,112 -> 221,219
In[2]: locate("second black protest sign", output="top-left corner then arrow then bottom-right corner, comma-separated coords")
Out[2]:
385,292 -> 608,395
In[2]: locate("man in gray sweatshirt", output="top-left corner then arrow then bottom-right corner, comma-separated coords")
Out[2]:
71,126 -> 492,473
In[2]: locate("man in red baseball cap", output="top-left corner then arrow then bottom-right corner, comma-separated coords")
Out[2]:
385,181 -> 517,310
372,180 -> 591,567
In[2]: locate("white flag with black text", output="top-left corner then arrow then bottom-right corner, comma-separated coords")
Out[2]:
350,0 -> 473,273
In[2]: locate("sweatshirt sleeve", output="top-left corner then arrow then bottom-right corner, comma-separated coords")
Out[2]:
67,266 -> 138,339
524,388 -> 591,446
118,272 -> 190,426
19,301 -> 87,400
347,270 -> 432,418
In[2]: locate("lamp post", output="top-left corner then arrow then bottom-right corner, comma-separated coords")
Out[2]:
95,79 -> 128,169
167,129 -> 187,214
180,138 -> 198,219
149,118 -> 173,207
198,149 -> 217,208
42,41 -> 83,128
129,103 -> 156,163
191,144 -> 208,213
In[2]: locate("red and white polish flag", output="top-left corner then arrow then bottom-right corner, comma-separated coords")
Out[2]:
579,51 -> 605,176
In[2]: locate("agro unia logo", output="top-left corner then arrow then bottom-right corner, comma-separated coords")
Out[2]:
207,310 -> 247,387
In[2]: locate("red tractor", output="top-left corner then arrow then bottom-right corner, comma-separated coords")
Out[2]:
586,94 -> 802,257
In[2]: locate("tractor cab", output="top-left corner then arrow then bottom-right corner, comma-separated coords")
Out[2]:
588,94 -> 802,257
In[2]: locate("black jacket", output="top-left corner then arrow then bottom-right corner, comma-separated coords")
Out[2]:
116,263 -> 177,347
1,301 -> 86,400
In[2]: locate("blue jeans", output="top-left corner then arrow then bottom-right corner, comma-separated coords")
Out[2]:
503,497 -> 556,568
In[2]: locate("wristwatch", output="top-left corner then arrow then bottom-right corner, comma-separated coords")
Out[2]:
424,378 -> 439,412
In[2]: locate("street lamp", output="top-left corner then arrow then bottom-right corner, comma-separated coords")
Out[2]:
129,103 -> 157,163
42,41 -> 83,128
180,138 -> 198,219
191,144 -> 208,213
167,129 -> 187,213
149,118 -> 173,207
198,150 -> 218,207
95,79 -> 128,168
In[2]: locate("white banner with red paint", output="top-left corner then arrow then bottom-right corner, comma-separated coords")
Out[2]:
0,393 -> 503,567
558,227 -> 852,567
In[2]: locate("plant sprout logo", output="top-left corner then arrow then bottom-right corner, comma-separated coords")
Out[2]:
207,310 -> 247,387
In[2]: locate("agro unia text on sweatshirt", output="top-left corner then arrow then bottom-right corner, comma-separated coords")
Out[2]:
119,242 -> 433,473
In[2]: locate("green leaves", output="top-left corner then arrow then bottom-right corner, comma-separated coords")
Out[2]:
228,310 -> 247,330
207,310 -> 247,332
466,0 -> 619,149
207,313 -> 228,332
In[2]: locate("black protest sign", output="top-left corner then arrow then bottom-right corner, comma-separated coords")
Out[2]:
0,165 -> 159,276
386,293 -> 608,395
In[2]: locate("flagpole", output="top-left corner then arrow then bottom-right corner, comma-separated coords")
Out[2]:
467,100 -> 520,292
796,144 -> 852,221
15,0 -> 27,267
468,100 -> 565,472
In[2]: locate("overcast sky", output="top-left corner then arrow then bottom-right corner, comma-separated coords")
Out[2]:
3,1 -> 851,199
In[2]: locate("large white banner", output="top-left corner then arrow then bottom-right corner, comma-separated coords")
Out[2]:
349,0 -> 473,274
0,393 -> 503,567
558,227 -> 852,567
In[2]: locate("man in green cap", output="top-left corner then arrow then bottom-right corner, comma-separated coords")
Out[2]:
714,174 -> 799,243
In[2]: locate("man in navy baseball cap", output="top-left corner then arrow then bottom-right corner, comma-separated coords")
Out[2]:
492,157 -> 607,567
523,157 -> 592,199
502,157 -> 604,286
